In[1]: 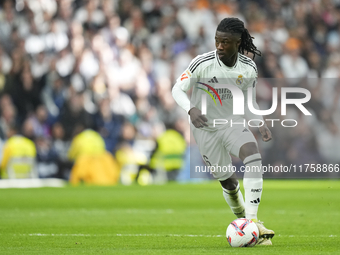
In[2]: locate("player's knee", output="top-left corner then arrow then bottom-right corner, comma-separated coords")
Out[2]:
220,178 -> 239,190
239,142 -> 259,161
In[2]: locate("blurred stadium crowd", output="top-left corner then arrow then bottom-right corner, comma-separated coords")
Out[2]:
0,0 -> 340,182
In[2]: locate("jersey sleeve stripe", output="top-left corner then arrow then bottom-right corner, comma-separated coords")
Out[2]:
189,53 -> 214,72
188,52 -> 214,72
239,55 -> 257,66
239,54 -> 253,61
239,55 -> 256,63
239,59 -> 257,73
190,56 -> 215,73
239,58 -> 257,69
239,56 -> 255,63
239,56 -> 256,65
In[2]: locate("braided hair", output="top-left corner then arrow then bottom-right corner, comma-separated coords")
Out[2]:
217,17 -> 261,59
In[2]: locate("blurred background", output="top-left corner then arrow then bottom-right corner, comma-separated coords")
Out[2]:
0,0 -> 339,185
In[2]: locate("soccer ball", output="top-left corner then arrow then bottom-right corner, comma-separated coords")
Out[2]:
226,218 -> 259,247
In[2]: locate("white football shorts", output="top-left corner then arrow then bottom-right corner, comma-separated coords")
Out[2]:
192,123 -> 258,180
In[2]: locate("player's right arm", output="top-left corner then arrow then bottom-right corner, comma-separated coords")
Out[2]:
171,56 -> 208,128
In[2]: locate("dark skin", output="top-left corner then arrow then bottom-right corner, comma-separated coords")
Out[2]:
188,30 -> 272,190
215,31 -> 240,67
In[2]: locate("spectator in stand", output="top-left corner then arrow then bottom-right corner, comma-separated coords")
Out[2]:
0,94 -> 17,140
68,129 -> 120,185
1,126 -> 37,179
59,89 -> 93,141
94,97 -> 124,154
0,0 -> 339,181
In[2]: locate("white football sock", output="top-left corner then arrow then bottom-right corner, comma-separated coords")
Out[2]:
243,153 -> 263,220
222,184 -> 245,218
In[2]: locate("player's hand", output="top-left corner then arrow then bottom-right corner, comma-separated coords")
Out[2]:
259,125 -> 272,142
188,107 -> 208,128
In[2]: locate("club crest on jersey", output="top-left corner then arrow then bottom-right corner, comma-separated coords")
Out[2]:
236,75 -> 243,85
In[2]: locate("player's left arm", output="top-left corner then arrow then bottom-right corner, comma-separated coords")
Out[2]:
243,74 -> 272,142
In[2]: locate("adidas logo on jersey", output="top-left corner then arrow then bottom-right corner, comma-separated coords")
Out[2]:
242,128 -> 249,132
208,77 -> 219,83
250,198 -> 261,204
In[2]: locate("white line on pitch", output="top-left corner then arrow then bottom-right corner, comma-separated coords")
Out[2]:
21,234 -> 338,238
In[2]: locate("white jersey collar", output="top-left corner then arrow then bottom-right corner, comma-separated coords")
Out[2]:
215,50 -> 239,70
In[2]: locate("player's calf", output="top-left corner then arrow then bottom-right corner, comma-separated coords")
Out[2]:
220,178 -> 246,218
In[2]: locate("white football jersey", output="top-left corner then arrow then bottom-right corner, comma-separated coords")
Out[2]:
173,50 -> 259,131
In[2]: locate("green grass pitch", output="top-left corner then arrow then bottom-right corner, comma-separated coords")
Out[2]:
0,180 -> 339,254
